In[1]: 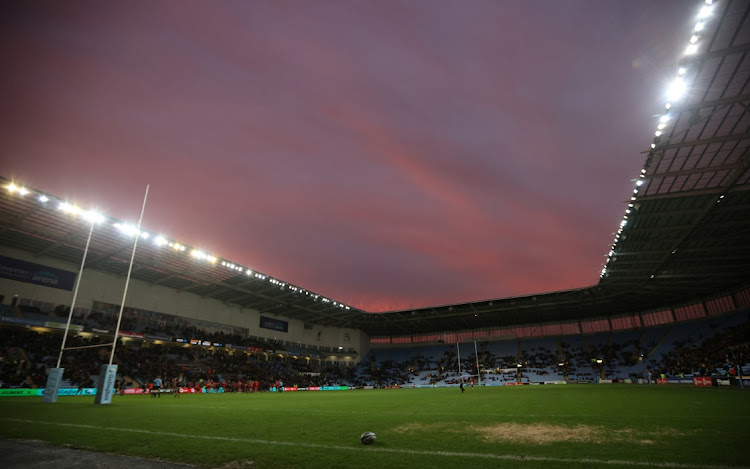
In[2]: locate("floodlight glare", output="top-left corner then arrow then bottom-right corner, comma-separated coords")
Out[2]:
655,130 -> 663,137
59,202 -> 82,215
685,43 -> 698,55
690,35 -> 699,44
666,77 -> 687,101
695,21 -> 705,32
116,223 -> 139,237
7,183 -> 28,195
659,114 -> 670,123
38,194 -> 49,202
154,236 -> 168,246
636,179 -> 644,186
698,5 -> 712,19
83,210 -> 105,224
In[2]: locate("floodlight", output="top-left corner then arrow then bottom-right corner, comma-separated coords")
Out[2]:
655,130 -> 663,137
83,210 -> 105,224
7,183 -> 18,193
59,202 -> 82,215
115,223 -> 139,237
666,77 -> 686,101
690,35 -> 699,44
38,194 -> 49,202
685,43 -> 698,55
695,22 -> 705,32
698,5 -> 712,19
636,179 -> 644,186
154,236 -> 167,246
659,114 -> 670,123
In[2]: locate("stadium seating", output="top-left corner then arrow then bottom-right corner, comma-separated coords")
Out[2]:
1,309 -> 748,390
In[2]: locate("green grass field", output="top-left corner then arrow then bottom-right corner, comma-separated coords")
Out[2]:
1,385 -> 749,469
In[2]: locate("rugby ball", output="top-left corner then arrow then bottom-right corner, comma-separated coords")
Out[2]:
360,431 -> 377,445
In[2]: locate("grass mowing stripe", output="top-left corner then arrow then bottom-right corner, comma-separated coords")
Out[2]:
2,418 -> 746,469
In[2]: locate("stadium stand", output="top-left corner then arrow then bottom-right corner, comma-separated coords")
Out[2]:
2,307 -> 746,391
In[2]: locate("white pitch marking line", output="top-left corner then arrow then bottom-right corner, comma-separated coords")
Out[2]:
1,418 -> 746,469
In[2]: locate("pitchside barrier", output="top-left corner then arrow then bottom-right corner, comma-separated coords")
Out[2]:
2,379 -> 748,396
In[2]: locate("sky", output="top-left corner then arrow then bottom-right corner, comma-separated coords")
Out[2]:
1,0 -> 697,312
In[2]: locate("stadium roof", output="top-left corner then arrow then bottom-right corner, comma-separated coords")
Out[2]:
1,0 -> 749,339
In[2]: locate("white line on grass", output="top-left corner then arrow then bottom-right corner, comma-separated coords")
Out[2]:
148,404 -> 750,421
2,418 -> 746,469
